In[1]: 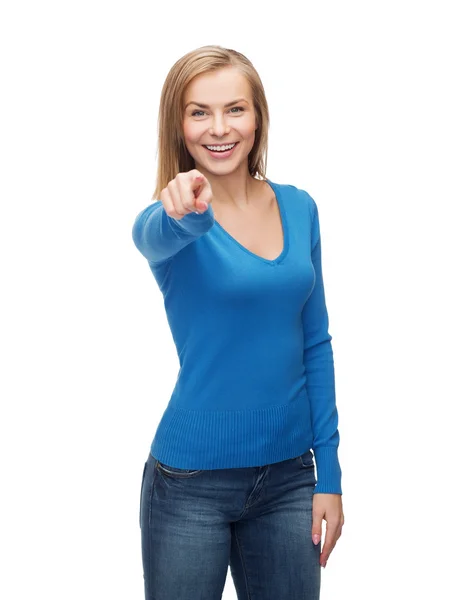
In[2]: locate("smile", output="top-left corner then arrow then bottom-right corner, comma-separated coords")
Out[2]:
203,143 -> 237,151
202,142 -> 239,158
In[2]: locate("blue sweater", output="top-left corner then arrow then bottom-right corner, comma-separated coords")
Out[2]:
132,179 -> 342,494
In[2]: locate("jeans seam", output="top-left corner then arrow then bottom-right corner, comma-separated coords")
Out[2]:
148,457 -> 158,528
234,525 -> 252,600
139,461 -> 148,528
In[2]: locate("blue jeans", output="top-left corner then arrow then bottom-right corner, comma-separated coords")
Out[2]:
139,449 -> 321,599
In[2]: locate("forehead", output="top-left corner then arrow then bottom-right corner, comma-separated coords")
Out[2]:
184,68 -> 251,105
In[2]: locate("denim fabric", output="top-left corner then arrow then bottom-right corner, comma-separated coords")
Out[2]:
139,449 -> 321,599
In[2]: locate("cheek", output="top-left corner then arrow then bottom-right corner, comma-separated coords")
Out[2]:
239,116 -> 258,138
183,121 -> 202,144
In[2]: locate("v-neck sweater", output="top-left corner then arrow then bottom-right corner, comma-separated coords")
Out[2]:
131,179 -> 342,494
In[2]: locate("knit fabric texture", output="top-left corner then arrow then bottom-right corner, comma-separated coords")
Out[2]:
132,179 -> 342,494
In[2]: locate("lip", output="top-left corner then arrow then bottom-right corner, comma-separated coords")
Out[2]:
202,141 -> 239,159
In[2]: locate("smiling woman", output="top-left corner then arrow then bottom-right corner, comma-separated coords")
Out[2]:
181,68 -> 259,177
150,47 -> 270,202
132,44 -> 344,600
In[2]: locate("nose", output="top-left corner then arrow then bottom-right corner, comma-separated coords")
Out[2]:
209,113 -> 230,138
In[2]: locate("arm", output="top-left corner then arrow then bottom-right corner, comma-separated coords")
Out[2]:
132,201 -> 215,264
302,197 -> 342,495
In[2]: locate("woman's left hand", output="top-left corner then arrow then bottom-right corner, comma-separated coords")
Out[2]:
311,493 -> 345,568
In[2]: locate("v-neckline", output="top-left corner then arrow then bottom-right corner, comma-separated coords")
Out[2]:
212,179 -> 289,266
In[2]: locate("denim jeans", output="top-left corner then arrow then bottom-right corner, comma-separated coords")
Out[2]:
139,449 -> 321,599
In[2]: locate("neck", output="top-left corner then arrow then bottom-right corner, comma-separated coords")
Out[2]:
197,163 -> 263,211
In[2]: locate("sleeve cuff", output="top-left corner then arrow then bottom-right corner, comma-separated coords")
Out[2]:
312,446 -> 343,495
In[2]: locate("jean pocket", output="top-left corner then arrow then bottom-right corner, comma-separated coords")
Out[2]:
297,449 -> 315,469
156,460 -> 204,479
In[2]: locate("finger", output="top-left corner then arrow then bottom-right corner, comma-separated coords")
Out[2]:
320,520 -> 340,566
189,170 -> 205,192
311,507 -> 323,548
189,172 -> 211,212
178,173 -> 206,213
160,187 -> 182,220
167,179 -> 189,216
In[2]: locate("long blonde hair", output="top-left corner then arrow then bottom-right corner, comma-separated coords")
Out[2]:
152,45 -> 270,201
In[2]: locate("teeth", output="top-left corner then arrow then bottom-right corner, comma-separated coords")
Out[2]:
205,143 -> 236,152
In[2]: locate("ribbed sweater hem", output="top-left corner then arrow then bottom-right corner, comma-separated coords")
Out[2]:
149,392 -> 342,493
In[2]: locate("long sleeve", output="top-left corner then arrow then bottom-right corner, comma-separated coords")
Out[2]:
132,201 -> 215,264
302,198 -> 342,494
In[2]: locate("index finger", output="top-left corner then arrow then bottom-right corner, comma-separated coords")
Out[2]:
188,169 -> 205,189
174,173 -> 205,215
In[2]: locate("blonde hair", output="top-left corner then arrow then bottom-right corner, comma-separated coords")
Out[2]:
151,45 -> 270,201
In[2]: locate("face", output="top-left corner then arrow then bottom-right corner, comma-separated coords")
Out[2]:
182,67 -> 258,177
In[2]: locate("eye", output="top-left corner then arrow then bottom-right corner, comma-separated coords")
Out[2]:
190,106 -> 245,117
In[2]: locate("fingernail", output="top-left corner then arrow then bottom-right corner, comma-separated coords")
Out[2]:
313,534 -> 320,545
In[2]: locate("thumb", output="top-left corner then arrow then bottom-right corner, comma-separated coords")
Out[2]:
312,512 -> 322,546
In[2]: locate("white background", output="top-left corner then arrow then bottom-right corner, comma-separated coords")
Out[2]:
1,1 -> 458,598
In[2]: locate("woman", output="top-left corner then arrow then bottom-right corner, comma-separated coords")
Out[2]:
132,44 -> 344,600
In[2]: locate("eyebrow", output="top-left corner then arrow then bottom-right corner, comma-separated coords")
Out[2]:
185,98 -> 248,109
